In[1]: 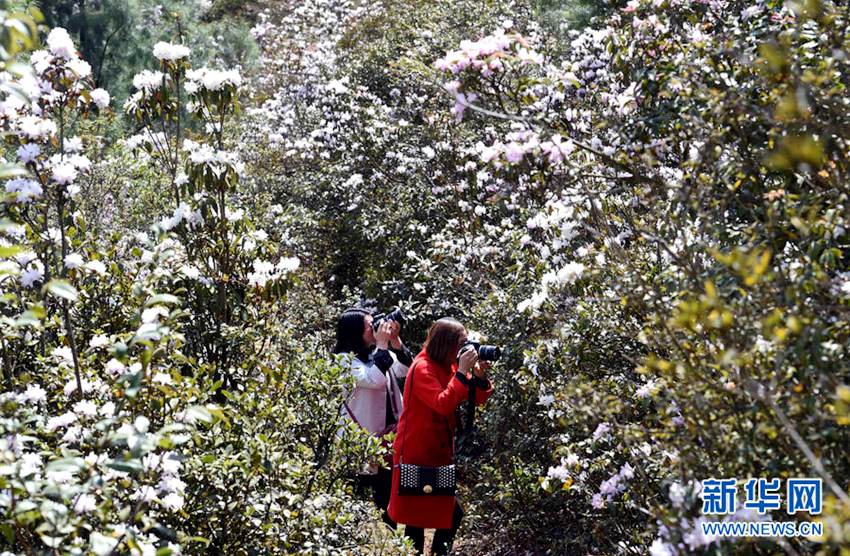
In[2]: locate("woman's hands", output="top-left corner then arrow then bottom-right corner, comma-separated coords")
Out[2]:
387,320 -> 403,350
458,348 -> 490,383
457,346 -> 478,374
473,360 -> 490,379
374,320 -> 393,350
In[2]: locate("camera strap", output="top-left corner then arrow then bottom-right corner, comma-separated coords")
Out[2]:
464,381 -> 476,434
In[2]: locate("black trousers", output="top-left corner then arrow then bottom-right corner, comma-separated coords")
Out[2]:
404,501 -> 463,556
356,468 -> 396,528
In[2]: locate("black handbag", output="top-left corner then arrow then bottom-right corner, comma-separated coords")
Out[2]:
396,360 -> 457,496
397,462 -> 456,495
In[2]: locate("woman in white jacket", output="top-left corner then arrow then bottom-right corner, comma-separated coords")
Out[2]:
334,307 -> 412,527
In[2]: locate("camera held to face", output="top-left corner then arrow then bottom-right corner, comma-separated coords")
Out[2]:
371,307 -> 406,332
458,340 -> 501,362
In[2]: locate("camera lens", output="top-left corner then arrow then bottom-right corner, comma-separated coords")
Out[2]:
387,308 -> 405,328
478,345 -> 501,361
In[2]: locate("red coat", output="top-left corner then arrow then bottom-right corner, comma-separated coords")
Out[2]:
387,349 -> 493,529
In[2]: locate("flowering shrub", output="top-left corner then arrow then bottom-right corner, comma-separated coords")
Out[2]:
3,0 -> 850,553
428,0 -> 850,553
1,13 -> 407,554
238,0 -> 850,553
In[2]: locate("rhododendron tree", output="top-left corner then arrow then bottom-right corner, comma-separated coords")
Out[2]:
1,12 -> 406,555
239,0 -> 850,552
428,0 -> 850,552
3,0 -> 850,553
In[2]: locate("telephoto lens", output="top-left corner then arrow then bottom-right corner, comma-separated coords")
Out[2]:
386,307 -> 406,328
477,344 -> 501,361
372,307 -> 406,331
458,341 -> 502,362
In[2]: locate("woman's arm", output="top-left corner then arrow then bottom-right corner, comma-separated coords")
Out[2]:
388,347 -> 411,378
375,346 -> 411,378
472,375 -> 494,405
389,344 -> 413,367
411,361 -> 469,416
452,372 -> 494,405
386,320 -> 413,377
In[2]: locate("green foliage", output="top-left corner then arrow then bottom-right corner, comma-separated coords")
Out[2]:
3,0 -> 850,553
242,0 -> 850,552
34,0 -> 258,102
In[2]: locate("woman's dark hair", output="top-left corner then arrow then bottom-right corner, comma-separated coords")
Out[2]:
424,317 -> 465,367
333,308 -> 372,362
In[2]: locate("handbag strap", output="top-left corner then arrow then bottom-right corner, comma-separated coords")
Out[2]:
399,359 -> 454,465
342,396 -> 361,427
386,366 -> 401,417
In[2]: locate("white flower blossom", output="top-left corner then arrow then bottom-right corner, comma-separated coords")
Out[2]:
64,377 -> 95,396
649,539 -> 674,556
73,399 -> 98,417
592,422 -> 611,441
52,162 -> 78,185
142,306 -> 168,324
17,143 -> 41,163
186,67 -> 242,91
152,41 -> 191,61
67,58 -> 91,78
72,493 -> 97,514
89,334 -> 109,348
105,359 -> 126,377
64,253 -> 84,269
6,178 -> 43,202
46,411 -> 78,431
99,401 -> 116,417
53,346 -> 74,365
90,88 -> 110,108
134,415 -> 150,433
19,453 -> 42,477
133,70 -> 166,93
47,28 -> 77,59
160,492 -> 185,511
21,264 -> 44,287
22,384 -> 47,404
636,380 -> 657,399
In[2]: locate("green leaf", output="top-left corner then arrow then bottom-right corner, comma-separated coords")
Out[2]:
0,523 -> 13,544
145,293 -> 180,306
38,534 -> 65,548
14,308 -> 44,327
45,457 -> 85,472
46,279 -> 78,302
185,405 -> 213,424
0,162 -> 27,180
105,460 -> 143,474
0,244 -> 23,257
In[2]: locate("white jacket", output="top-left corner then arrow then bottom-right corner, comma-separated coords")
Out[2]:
340,348 -> 410,435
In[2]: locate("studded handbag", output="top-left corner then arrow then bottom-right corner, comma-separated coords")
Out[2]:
397,461 -> 456,495
395,361 -> 457,496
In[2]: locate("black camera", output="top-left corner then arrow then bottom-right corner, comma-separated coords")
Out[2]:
372,307 -> 406,332
458,340 -> 501,362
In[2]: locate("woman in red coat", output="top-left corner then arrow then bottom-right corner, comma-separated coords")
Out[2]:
387,317 -> 494,555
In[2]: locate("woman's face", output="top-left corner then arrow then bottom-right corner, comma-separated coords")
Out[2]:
456,328 -> 468,352
362,314 -> 376,347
